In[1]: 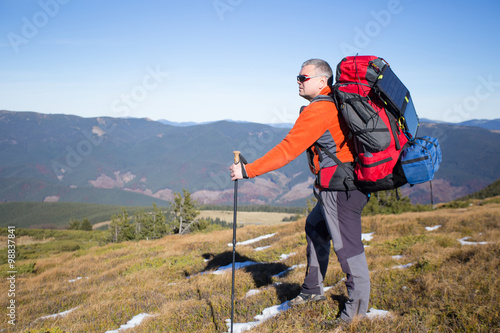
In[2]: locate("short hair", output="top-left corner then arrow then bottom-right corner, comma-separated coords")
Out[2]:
301,59 -> 333,79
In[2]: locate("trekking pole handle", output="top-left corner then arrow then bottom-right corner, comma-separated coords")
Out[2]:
233,151 -> 241,164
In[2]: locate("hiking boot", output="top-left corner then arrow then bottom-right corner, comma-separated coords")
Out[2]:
289,292 -> 326,307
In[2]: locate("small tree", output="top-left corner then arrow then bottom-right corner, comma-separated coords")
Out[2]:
304,196 -> 317,216
172,189 -> 200,234
134,203 -> 169,240
69,218 -> 92,231
68,219 -> 80,230
134,209 -> 154,240
362,190 -> 414,216
108,208 -> 134,242
151,203 -> 168,237
80,218 -> 93,231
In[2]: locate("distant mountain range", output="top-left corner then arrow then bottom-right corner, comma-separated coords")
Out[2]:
420,118 -> 500,131
161,118 -> 500,131
157,119 -> 296,129
1,110 -> 499,206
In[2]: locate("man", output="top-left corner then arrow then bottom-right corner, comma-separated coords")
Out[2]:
229,59 -> 370,323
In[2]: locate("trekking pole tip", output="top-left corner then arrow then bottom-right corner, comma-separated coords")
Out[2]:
233,151 -> 241,164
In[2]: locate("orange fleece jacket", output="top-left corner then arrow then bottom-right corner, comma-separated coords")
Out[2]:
245,86 -> 355,178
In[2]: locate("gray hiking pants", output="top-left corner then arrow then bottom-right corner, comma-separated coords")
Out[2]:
301,190 -> 370,322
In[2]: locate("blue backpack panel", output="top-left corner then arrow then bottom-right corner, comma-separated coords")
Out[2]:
400,136 -> 442,185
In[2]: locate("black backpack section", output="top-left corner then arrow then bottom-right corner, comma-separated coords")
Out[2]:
331,55 -> 411,193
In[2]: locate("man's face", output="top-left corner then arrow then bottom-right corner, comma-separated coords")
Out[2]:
298,64 -> 326,101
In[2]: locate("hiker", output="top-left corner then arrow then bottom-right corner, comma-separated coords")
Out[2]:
229,58 -> 370,323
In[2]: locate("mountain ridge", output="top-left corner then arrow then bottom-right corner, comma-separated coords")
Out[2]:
1,110 -> 500,206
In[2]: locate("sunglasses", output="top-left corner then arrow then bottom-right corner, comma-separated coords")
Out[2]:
297,74 -> 324,83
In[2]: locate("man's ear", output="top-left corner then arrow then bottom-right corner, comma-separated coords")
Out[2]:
319,76 -> 328,90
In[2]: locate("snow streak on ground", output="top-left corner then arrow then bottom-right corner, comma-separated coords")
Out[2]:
362,232 -> 375,241
279,252 -> 296,260
105,313 -> 154,333
68,276 -> 89,283
226,302 -> 291,333
228,233 -> 276,247
392,263 -> 414,270
272,264 -> 306,278
222,230 -> 403,333
458,236 -> 490,245
425,225 -> 442,231
366,308 -> 392,319
212,261 -> 259,275
36,307 -> 78,321
226,302 -> 393,333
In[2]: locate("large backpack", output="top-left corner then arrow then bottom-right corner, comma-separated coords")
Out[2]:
331,55 -> 441,194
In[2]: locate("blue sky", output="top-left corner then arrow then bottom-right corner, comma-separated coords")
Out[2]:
1,0 -> 499,124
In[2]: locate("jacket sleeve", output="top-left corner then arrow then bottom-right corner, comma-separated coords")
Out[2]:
245,101 -> 336,178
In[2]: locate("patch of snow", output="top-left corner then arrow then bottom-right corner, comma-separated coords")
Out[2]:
37,307 -> 78,321
391,255 -> 404,260
105,313 -> 154,333
425,225 -> 441,231
279,252 -> 296,261
68,276 -> 88,283
245,289 -> 261,297
229,284 -> 391,332
272,264 -> 305,278
458,237 -> 489,245
362,232 -> 375,241
366,308 -> 391,319
392,263 -> 414,270
212,261 -> 259,275
226,301 -> 291,333
227,320 -> 260,333
228,233 -> 276,247
254,245 -> 271,251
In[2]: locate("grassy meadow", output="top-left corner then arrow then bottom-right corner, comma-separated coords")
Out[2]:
197,210 -> 298,226
0,202 -> 154,229
0,202 -> 499,332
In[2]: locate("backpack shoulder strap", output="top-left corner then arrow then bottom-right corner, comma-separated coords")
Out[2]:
311,95 -> 334,103
301,94 -> 334,114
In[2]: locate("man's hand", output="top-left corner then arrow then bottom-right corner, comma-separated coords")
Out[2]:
230,163 -> 245,181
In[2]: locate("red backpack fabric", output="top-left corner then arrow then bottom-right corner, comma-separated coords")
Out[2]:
332,55 -> 409,192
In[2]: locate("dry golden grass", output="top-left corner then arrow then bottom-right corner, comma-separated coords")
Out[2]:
90,209 -> 296,231
198,210 -> 297,225
0,236 -> 56,249
1,203 -> 499,332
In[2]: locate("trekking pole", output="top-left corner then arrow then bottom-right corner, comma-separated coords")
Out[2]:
230,150 -> 240,333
